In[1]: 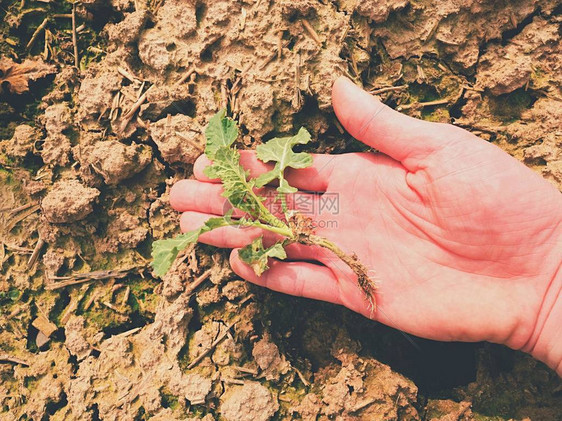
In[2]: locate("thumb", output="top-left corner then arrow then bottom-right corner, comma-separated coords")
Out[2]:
332,77 -> 455,167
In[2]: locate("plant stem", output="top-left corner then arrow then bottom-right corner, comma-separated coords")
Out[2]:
238,175 -> 290,232
251,221 -> 293,237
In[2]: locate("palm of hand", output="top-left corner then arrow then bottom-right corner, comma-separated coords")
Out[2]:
313,138 -> 560,348
170,78 -> 562,350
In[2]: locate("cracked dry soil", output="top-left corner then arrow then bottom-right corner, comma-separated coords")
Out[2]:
1,0 -> 562,420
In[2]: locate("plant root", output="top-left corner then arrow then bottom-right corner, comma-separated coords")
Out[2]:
288,213 -> 377,311
310,235 -> 377,312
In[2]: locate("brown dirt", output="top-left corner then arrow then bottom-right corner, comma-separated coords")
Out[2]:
1,0 -> 562,420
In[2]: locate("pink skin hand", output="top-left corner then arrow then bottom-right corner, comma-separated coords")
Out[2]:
169,77 -> 562,373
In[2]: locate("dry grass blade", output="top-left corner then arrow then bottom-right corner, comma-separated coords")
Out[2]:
2,243 -> 33,253
114,327 -> 141,338
301,19 -> 322,45
233,365 -> 258,375
294,367 -> 309,386
6,205 -> 40,232
0,202 -> 35,215
0,243 -> 5,270
121,286 -> 130,306
102,301 -> 124,314
118,67 -> 140,83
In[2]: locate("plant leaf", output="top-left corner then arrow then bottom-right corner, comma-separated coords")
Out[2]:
204,109 -> 239,159
255,127 -> 313,193
151,217 -> 229,277
238,237 -> 287,276
204,147 -> 264,216
0,57 -> 56,95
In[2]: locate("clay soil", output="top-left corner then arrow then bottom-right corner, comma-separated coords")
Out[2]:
1,0 -> 562,420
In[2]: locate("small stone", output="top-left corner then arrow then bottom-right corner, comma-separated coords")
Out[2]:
36,331 -> 50,348
32,314 -> 57,337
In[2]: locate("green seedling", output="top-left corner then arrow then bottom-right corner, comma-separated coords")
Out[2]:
151,110 -> 377,309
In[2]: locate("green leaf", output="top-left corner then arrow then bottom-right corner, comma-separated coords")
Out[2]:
151,217 -> 229,277
204,147 -> 264,216
8,288 -> 19,301
205,109 -> 239,159
255,127 -> 313,193
238,237 -> 287,276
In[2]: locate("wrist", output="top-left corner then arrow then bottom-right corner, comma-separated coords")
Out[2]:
526,260 -> 562,375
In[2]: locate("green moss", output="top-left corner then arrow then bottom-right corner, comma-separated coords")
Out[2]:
0,166 -> 13,177
488,89 -> 534,123
83,304 -> 128,331
529,65 -> 549,90
48,289 -> 70,326
422,107 -> 450,122
23,376 -> 38,391
0,341 -> 16,353
188,405 -> 213,418
0,287 -> 20,304
80,276 -> 157,332
473,414 -> 508,421
160,387 -> 181,411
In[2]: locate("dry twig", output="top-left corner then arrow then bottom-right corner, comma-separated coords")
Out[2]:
397,98 -> 449,111
0,355 -> 29,366
187,321 -> 236,369
26,17 -> 48,50
176,66 -> 196,85
186,268 -> 212,295
119,86 -> 152,132
259,40 -> 290,70
369,85 -> 408,95
46,266 -> 146,290
118,67 -> 140,83
26,237 -> 45,270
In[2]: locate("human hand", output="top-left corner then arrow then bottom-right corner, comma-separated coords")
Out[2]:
170,77 -> 562,373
